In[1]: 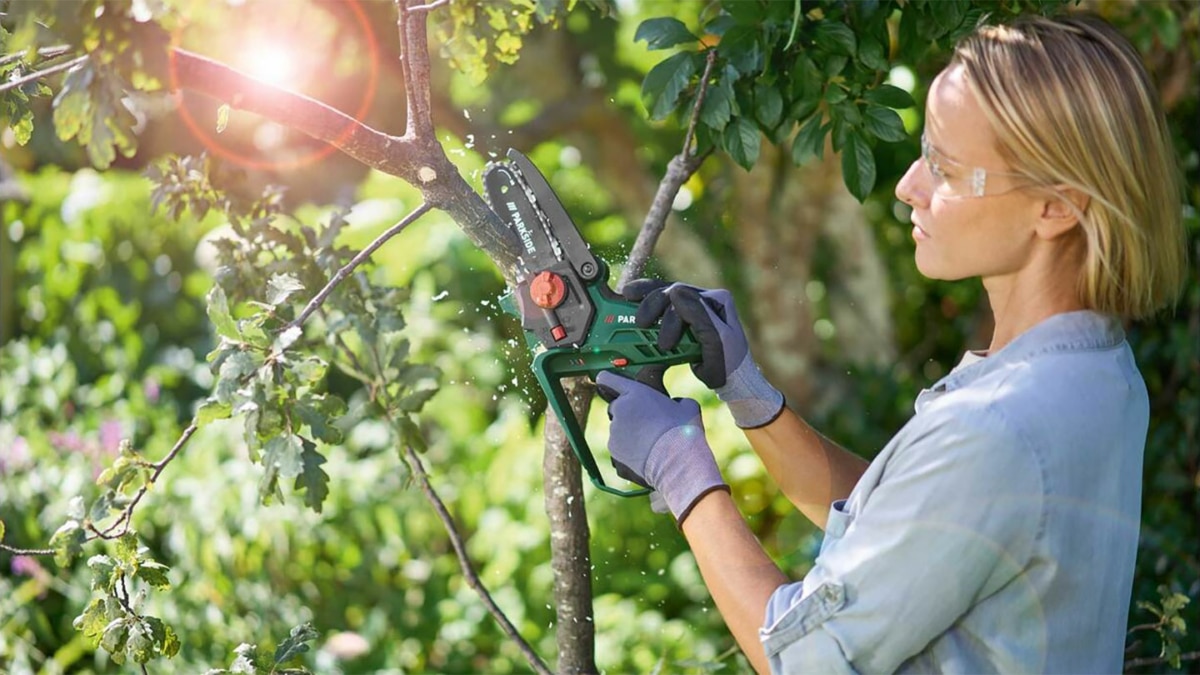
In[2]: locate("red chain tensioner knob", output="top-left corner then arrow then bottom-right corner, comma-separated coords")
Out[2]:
530,271 -> 567,309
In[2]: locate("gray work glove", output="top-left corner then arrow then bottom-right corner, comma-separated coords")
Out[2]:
624,280 -> 785,429
595,370 -> 728,526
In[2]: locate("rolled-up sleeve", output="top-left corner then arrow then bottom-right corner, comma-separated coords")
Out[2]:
759,402 -> 1044,674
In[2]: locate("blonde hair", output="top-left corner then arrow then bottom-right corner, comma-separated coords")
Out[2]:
952,15 -> 1188,319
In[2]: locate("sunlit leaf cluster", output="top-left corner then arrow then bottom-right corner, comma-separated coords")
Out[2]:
636,0 -> 1070,199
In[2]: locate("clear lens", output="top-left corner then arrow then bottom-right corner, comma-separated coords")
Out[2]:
920,133 -> 988,199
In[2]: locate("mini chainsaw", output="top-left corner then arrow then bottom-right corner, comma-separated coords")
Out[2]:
483,149 -> 702,497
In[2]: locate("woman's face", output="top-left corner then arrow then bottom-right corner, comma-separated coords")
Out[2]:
895,65 -> 1041,282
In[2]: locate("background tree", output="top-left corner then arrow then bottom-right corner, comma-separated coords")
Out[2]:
1,0 -> 1196,672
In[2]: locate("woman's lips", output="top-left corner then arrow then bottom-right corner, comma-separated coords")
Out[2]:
912,221 -> 931,241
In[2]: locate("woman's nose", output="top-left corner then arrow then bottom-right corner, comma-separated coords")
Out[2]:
895,159 -> 929,209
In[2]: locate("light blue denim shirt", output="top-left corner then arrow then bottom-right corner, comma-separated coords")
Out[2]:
759,311 -> 1148,674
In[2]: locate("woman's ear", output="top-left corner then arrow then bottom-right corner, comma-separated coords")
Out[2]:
1036,186 -> 1090,240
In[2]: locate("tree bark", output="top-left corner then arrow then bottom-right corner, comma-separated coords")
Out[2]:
542,379 -> 597,674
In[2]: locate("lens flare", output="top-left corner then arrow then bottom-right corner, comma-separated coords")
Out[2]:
245,45 -> 298,89
168,0 -> 380,171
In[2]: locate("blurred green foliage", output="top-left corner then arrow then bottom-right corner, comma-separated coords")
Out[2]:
2,0 -> 1197,672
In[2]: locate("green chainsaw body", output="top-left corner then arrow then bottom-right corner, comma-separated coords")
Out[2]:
500,264 -> 701,496
485,149 -> 701,497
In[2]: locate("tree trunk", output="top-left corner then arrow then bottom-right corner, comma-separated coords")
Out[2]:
542,378 -> 597,674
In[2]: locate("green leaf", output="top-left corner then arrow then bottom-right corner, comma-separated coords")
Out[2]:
74,597 -> 110,639
634,17 -> 697,50
699,75 -> 735,131
296,442 -> 330,513
101,618 -> 131,662
814,20 -> 857,56
864,105 -> 908,142
291,356 -> 327,383
723,117 -> 761,170
397,417 -> 427,454
274,622 -> 320,666
275,325 -> 303,352
115,532 -> 139,566
1163,591 -> 1191,613
52,64 -> 94,142
642,52 -> 697,120
0,519 -> 6,542
858,35 -> 888,71
791,114 -> 826,164
788,56 -> 823,101
217,351 -> 262,404
296,398 -> 343,444
263,434 -> 305,481
135,560 -> 172,590
754,84 -> 783,129
50,519 -> 86,566
266,273 -> 305,306
865,84 -> 915,109
824,85 -> 848,105
87,555 -> 119,592
128,621 -> 155,663
11,112 -> 34,145
229,643 -> 261,674
197,399 -> 233,426
395,387 -> 439,414
207,286 -> 240,341
718,24 -> 763,76
841,132 -> 877,202
146,617 -> 181,658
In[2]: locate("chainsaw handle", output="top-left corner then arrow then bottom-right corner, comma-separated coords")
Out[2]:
531,328 -> 702,497
533,353 -> 653,497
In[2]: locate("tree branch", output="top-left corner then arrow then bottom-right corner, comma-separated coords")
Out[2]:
290,202 -> 432,330
0,54 -> 88,95
403,441 -> 553,675
618,49 -> 717,288
1125,650 -> 1200,670
0,543 -> 56,556
169,48 -> 417,179
397,0 -> 437,141
166,47 -> 524,278
89,424 -> 198,541
0,44 -> 73,66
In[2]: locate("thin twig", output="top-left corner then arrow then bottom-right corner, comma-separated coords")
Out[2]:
681,50 -> 718,158
91,424 -> 198,540
407,0 -> 449,13
0,45 -> 73,66
290,202 -> 432,329
618,49 -> 719,288
0,54 -> 87,94
0,543 -> 56,556
1124,650 -> 1200,669
325,309 -> 549,674
402,443 -> 554,675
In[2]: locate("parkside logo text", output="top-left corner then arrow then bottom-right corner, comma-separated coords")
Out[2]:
605,314 -> 636,324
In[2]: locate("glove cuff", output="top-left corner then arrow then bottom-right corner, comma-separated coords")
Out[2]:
716,353 -> 785,429
646,423 -> 727,525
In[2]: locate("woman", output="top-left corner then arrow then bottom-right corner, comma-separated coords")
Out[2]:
596,14 -> 1187,674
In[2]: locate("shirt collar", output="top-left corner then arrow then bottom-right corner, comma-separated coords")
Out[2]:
932,310 -> 1126,394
